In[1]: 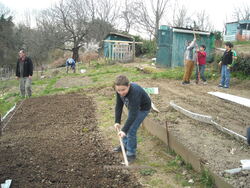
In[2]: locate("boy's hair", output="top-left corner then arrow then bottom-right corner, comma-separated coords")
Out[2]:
201,45 -> 206,50
19,49 -> 26,54
225,42 -> 233,48
114,75 -> 130,86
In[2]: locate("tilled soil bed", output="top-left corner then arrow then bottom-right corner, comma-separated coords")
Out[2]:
0,94 -> 141,187
138,79 -> 250,188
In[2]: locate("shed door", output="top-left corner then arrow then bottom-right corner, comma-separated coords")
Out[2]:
156,29 -> 172,67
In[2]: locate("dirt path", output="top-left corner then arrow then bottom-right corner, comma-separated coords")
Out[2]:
140,78 -> 250,136
137,78 -> 250,187
0,94 -> 141,187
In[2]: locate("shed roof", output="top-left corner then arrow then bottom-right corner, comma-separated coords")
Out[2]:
104,32 -> 134,40
239,20 -> 250,24
172,27 -> 210,36
226,21 -> 238,24
226,20 -> 250,24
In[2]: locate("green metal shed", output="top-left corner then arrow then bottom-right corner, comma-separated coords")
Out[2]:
156,26 -> 215,68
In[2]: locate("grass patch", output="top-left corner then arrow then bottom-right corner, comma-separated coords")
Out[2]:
200,169 -> 214,188
0,92 -> 21,116
95,95 -> 115,128
152,67 -> 184,80
140,168 -> 157,176
232,71 -> 250,80
233,40 -> 250,45
0,79 -> 18,89
148,178 -> 163,186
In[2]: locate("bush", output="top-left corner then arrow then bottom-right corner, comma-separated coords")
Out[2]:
141,40 -> 157,57
232,54 -> 250,75
213,52 -> 250,79
135,39 -> 157,58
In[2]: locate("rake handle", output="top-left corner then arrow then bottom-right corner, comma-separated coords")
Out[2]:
116,127 -> 129,166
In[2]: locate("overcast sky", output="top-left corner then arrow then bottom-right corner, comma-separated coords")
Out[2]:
0,0 -> 249,32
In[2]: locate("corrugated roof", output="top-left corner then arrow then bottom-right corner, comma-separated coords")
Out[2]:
104,32 -> 134,40
172,28 -> 210,35
239,20 -> 250,24
172,26 -> 209,33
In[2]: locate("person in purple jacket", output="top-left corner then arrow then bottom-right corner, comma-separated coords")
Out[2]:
113,75 -> 151,163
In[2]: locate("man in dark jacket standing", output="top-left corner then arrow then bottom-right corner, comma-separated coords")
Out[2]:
113,75 -> 151,163
16,50 -> 33,97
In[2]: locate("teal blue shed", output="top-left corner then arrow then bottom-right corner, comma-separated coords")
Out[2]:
156,26 -> 215,68
103,32 -> 134,61
224,20 -> 250,41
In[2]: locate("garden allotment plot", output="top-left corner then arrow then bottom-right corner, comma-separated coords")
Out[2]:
0,94 -> 141,187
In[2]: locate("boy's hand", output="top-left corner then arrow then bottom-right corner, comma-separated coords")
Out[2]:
114,123 -> 120,129
118,131 -> 126,138
219,61 -> 222,65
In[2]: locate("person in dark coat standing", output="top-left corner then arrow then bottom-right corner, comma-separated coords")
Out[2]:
218,42 -> 233,88
16,50 -> 33,97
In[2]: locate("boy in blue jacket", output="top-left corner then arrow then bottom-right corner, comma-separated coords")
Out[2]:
113,75 -> 151,163
66,57 -> 76,73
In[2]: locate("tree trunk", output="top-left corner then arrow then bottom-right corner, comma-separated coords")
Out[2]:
72,47 -> 80,62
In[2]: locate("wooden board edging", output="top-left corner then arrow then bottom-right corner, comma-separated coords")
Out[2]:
142,118 -> 234,188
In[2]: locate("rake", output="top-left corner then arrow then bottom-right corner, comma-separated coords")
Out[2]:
104,126 -> 152,170
115,126 -> 129,166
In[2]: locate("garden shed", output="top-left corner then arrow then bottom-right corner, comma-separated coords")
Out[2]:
103,32 -> 135,62
156,26 -> 215,68
224,20 -> 250,41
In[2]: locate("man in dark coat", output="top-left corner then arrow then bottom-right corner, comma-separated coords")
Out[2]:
16,50 -> 33,97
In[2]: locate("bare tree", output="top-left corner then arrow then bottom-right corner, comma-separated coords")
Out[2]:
195,10 -> 214,31
0,3 -> 11,16
37,0 -> 92,61
88,0 -> 119,41
172,4 -> 191,28
120,0 -> 136,33
233,4 -> 250,21
95,0 -> 119,25
16,24 -> 50,72
132,0 -> 170,41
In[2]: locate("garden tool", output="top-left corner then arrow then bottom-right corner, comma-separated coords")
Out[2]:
193,32 -> 200,84
103,125 -> 152,170
116,126 -> 129,166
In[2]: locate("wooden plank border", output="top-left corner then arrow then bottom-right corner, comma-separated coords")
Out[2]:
142,118 -> 234,188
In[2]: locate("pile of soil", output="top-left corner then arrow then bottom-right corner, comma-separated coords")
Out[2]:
0,94 -> 141,187
138,79 -> 250,187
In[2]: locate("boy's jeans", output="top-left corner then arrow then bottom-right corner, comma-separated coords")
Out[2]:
220,65 -> 230,87
123,110 -> 149,156
196,65 -> 206,82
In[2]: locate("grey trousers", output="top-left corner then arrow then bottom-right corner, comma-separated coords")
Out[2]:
19,77 -> 32,97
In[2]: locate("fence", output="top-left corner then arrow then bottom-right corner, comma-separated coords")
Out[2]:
109,43 -> 133,62
0,67 -> 15,81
